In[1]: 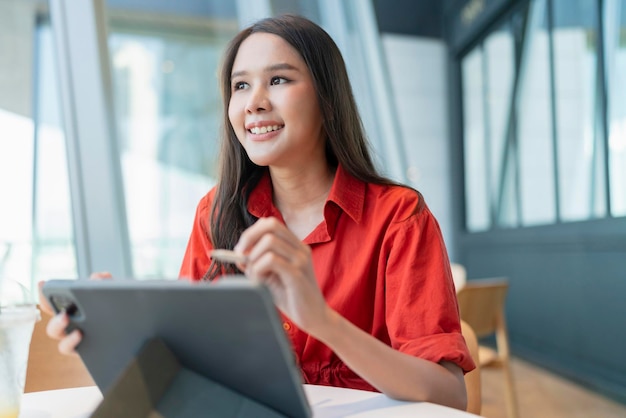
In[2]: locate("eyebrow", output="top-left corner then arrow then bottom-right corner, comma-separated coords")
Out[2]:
231,63 -> 300,79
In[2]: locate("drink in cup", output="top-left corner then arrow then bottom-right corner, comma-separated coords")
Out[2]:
0,279 -> 40,418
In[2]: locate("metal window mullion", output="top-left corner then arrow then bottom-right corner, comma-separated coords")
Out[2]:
347,1 -> 408,183
512,0 -> 547,227
320,1 -> 389,170
497,4 -> 531,228
480,43 -> 496,225
589,87 -> 599,215
49,0 -> 90,278
596,0 -> 611,216
50,0 -> 132,279
30,18 -> 42,288
546,0 -> 561,222
512,106 -> 522,227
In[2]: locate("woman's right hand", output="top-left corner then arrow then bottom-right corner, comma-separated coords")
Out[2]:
38,272 -> 112,355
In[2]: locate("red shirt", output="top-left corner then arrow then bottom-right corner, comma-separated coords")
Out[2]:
180,165 -> 475,391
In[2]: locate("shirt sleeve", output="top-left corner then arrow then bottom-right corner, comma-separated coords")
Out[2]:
179,189 -> 215,281
384,205 -> 476,374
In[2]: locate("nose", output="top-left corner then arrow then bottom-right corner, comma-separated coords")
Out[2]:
245,85 -> 271,113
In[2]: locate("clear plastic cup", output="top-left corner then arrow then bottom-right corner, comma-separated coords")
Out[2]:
0,279 -> 40,418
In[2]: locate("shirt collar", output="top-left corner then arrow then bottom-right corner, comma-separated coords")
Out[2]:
326,164 -> 365,224
247,164 -> 365,224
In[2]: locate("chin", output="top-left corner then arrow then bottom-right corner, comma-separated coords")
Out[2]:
246,155 -> 274,167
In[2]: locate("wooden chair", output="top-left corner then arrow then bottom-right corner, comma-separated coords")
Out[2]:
451,262 -> 467,292
457,278 -> 518,418
24,307 -> 95,392
460,319 -> 481,415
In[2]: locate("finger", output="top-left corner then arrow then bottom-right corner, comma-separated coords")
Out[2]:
256,274 -> 285,300
247,251 -> 282,278
58,329 -> 82,356
90,271 -> 113,280
37,281 -> 54,315
247,251 -> 297,285
46,312 -> 70,340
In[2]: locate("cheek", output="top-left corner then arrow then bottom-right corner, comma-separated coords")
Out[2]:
291,88 -> 323,129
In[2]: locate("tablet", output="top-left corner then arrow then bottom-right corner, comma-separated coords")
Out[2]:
42,277 -> 311,418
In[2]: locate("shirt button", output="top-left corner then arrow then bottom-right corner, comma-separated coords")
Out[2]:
283,322 -> 291,331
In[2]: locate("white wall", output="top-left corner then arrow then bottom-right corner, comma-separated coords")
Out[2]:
381,34 -> 456,260
0,1 -> 35,117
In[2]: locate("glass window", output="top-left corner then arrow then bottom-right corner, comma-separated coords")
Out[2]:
498,149 -> 520,228
460,0 -> 623,231
516,0 -> 557,226
462,48 -> 490,232
605,0 -> 626,217
105,3 -> 239,278
33,22 -> 77,284
484,23 -> 517,228
485,24 -> 515,201
552,0 -> 606,222
0,3 -> 76,297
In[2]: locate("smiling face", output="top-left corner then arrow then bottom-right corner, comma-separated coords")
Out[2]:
228,33 -> 326,169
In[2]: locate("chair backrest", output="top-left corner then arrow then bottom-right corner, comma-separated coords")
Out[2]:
24,307 -> 95,392
456,278 -> 509,338
450,262 -> 467,293
460,320 -> 481,415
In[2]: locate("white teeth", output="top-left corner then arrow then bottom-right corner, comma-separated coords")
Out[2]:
250,125 -> 282,134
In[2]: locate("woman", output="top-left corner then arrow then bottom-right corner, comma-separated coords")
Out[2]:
46,14 -> 474,410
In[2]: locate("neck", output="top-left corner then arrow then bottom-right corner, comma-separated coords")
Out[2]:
269,161 -> 335,217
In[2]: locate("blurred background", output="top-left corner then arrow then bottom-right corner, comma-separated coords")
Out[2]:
0,0 -> 624,415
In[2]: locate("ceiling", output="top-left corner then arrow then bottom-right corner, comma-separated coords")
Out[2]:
372,0 -> 446,38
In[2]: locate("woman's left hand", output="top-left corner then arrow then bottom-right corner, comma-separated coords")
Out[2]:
234,217 -> 333,335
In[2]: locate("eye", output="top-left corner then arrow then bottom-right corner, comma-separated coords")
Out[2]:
270,76 -> 288,86
233,81 -> 248,91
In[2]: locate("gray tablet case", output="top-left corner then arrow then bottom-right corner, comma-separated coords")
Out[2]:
42,277 -> 311,418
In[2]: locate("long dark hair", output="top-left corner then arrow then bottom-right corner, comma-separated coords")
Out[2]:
204,14 -> 418,281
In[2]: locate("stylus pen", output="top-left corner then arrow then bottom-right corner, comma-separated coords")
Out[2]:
210,249 -> 248,264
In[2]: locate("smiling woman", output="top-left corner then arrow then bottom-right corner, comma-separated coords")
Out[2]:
181,14 -> 475,410
45,14 -> 475,412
